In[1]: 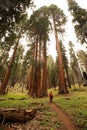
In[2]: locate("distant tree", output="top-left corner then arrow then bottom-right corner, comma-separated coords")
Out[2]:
47,55 -> 57,88
21,47 -> 33,88
77,50 -> 87,72
69,41 -> 83,87
67,0 -> 87,44
10,45 -> 24,87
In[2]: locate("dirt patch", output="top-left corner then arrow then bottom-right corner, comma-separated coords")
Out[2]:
51,103 -> 80,130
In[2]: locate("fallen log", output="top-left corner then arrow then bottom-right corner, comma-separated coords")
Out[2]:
0,108 -> 37,123
0,98 -> 8,101
0,97 -> 29,101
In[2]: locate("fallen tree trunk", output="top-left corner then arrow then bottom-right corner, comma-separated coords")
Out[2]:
0,97 -> 29,101
0,108 -> 37,123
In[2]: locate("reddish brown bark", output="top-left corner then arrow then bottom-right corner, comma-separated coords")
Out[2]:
53,16 -> 69,94
0,42 -> 19,95
41,36 -> 48,96
28,36 -> 38,97
28,35 -> 47,97
28,43 -> 37,97
36,35 -> 42,97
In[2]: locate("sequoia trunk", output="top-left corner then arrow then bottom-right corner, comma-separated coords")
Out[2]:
53,16 -> 69,94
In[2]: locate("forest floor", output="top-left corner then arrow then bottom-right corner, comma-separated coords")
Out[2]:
51,103 -> 79,130
0,85 -> 87,130
0,102 -> 79,130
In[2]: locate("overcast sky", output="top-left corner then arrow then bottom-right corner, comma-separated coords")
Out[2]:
26,0 -> 87,60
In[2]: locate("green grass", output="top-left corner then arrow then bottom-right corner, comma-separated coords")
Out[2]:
0,94 -> 48,108
38,104 -> 61,129
54,86 -> 87,129
0,85 -> 87,129
0,90 -> 61,129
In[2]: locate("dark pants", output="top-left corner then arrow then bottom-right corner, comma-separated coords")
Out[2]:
50,97 -> 53,103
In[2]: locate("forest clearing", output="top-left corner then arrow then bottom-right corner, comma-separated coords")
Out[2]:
0,85 -> 87,130
0,0 -> 87,129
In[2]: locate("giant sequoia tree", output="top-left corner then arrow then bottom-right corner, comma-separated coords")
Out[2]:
48,4 -> 69,94
26,6 -> 50,97
67,0 -> 87,44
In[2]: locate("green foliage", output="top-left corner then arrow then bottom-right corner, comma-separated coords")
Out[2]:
0,0 -> 32,37
27,6 -> 51,39
47,55 -> 58,88
67,0 -> 87,43
10,45 -> 24,86
77,50 -> 87,72
48,4 -> 66,34
21,46 -> 34,80
60,40 -> 68,67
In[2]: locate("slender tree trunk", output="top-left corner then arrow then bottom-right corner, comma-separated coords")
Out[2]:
65,67 -> 71,88
27,65 -> 33,94
72,70 -> 77,90
28,65 -> 33,95
52,16 -> 69,94
73,69 -> 81,88
76,64 -> 83,84
73,49 -> 83,85
0,42 -> 19,95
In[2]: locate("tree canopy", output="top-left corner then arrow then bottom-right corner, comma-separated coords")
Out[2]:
67,0 -> 87,44
0,0 -> 32,38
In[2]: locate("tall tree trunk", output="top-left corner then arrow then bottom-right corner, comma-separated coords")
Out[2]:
28,36 -> 38,97
52,16 -> 69,94
36,35 -> 42,97
42,35 -> 47,96
0,42 -> 19,95
34,36 -> 39,97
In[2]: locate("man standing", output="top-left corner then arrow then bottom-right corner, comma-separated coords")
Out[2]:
49,91 -> 53,103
